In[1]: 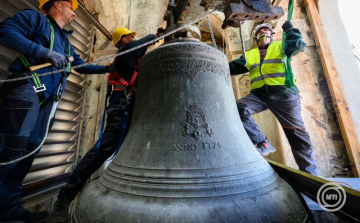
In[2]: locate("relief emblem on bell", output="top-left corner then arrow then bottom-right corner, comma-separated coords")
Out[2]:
182,103 -> 214,141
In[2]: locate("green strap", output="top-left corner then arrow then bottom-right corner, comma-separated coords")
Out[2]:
48,19 -> 55,51
67,44 -> 71,73
282,0 -> 295,87
19,19 -> 55,87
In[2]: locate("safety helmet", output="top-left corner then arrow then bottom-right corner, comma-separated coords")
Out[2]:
254,23 -> 273,37
39,0 -> 78,14
112,27 -> 136,46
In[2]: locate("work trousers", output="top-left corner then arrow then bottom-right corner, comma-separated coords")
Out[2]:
237,93 -> 318,176
0,82 -> 55,220
58,91 -> 134,202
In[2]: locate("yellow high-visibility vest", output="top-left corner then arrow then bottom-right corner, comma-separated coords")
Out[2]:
245,41 -> 295,90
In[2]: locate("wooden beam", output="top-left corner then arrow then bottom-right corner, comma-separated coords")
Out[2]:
272,0 -> 282,6
173,0 -> 190,24
304,0 -> 360,177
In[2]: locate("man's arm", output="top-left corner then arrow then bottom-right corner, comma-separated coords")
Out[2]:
0,9 -> 68,67
0,9 -> 47,57
282,21 -> 307,57
229,56 -> 249,75
133,34 -> 157,46
71,44 -> 109,74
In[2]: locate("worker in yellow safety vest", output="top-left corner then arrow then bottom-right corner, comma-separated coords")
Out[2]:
229,22 -> 318,176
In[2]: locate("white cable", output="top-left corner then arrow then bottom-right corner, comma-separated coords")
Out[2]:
0,101 -> 59,166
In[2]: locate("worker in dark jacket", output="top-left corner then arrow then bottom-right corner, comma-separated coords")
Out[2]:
0,0 -> 109,222
49,27 -> 157,222
229,22 -> 318,176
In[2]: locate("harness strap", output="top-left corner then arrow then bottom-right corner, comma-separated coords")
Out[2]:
18,19 -> 72,103
19,19 -> 55,91
107,58 -> 140,90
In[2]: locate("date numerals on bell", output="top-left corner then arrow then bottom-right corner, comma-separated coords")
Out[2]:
174,142 -> 221,152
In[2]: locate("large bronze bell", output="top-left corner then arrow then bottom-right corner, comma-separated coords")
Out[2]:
73,39 -> 307,222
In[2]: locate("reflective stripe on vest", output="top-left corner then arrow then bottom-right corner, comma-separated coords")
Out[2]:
245,41 -> 295,90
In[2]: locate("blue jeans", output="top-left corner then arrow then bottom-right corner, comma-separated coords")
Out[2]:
237,93 -> 318,176
0,83 -> 54,220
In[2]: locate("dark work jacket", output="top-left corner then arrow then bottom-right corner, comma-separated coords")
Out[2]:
113,34 -> 157,86
0,9 -> 107,99
228,27 -> 306,95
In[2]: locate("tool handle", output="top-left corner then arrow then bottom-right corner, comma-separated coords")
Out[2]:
28,62 -> 53,72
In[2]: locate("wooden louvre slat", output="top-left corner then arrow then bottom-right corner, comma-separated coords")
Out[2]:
23,165 -> 73,185
39,141 -> 77,156
22,172 -> 71,198
52,119 -> 79,131
57,99 -> 82,111
70,21 -> 92,40
68,72 -> 85,85
46,130 -> 78,141
56,108 -> 81,121
62,89 -> 83,101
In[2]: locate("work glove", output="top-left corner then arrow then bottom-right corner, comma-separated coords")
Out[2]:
35,46 -> 67,68
281,21 -> 294,32
157,27 -> 165,36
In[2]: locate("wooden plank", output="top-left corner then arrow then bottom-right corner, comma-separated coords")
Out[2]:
272,0 -> 282,6
304,0 -> 360,177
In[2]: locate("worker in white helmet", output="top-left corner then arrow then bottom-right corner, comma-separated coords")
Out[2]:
228,22 -> 318,176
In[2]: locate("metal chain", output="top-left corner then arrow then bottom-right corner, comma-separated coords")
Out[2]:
206,15 -> 216,48
0,9 -> 217,83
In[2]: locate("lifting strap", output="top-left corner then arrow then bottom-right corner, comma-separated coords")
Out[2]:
282,0 -> 295,87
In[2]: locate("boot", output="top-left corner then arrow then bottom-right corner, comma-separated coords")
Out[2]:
48,198 -> 71,223
256,138 -> 276,155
